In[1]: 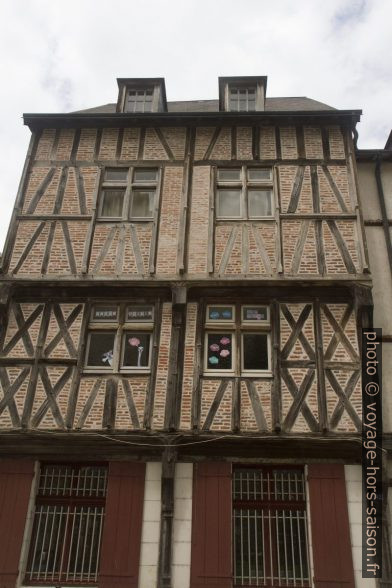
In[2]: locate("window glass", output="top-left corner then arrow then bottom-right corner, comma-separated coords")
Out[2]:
248,189 -> 272,217
243,333 -> 268,370
217,189 -> 241,217
242,306 -> 268,322
130,190 -> 155,217
122,333 -> 151,368
217,168 -> 241,182
126,89 -> 153,113
134,169 -> 158,182
126,306 -> 154,322
206,333 -> 233,370
248,168 -> 272,181
101,189 -> 124,217
87,333 -> 116,367
104,168 -> 128,182
92,306 -> 118,321
207,306 -> 234,321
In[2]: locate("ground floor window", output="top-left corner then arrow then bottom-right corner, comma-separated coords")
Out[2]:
233,466 -> 310,586
24,464 -> 107,585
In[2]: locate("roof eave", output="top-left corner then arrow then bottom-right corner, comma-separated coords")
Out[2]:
23,109 -> 362,131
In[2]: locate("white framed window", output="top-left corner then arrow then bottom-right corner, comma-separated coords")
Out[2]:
84,303 -> 155,373
229,86 -> 256,112
204,303 -> 271,376
125,88 -> 154,113
216,166 -> 274,220
98,168 -> 159,220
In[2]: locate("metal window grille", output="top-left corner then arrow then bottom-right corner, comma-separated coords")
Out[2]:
25,464 -> 107,585
233,467 -> 310,587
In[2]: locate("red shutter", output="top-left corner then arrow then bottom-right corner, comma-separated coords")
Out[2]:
308,464 -> 355,588
99,462 -> 146,588
0,459 -> 35,588
190,462 -> 232,588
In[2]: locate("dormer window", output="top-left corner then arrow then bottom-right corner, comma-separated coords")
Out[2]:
219,76 -> 267,112
117,78 -> 167,113
229,86 -> 256,112
125,88 -> 154,113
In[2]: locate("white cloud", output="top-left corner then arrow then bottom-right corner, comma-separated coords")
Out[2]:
1,0 -> 391,249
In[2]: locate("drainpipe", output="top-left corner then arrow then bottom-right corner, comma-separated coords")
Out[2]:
375,155 -> 392,282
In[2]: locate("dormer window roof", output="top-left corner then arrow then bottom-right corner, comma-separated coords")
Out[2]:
116,78 -> 167,113
219,76 -> 267,112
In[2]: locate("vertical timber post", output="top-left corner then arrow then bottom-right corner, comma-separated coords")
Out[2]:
157,446 -> 177,588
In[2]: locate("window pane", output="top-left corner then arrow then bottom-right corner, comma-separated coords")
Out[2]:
248,168 -> 272,181
134,169 -> 158,182
92,306 -> 118,321
242,306 -> 268,322
101,190 -> 124,217
243,333 -> 268,370
126,305 -> 154,321
130,190 -> 155,217
217,168 -> 241,181
87,332 -> 115,367
248,189 -> 272,217
104,168 -> 128,182
217,189 -> 241,217
122,333 -> 151,368
207,306 -> 234,321
206,333 -> 232,370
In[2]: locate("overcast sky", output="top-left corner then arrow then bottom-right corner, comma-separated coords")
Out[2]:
1,0 -> 391,251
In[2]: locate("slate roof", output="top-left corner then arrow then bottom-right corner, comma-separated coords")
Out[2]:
74,96 -> 336,114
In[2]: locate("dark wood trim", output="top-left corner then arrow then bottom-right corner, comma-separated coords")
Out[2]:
157,448 -> 176,588
321,165 -> 349,213
70,128 -> 81,163
155,128 -> 175,161
143,300 -> 162,430
326,220 -> 356,274
26,167 -> 57,215
252,126 -> 260,160
231,126 -> 237,160
296,126 -> 305,159
271,300 -> 281,431
137,127 -> 146,160
81,167 -> 102,274
286,165 -> 305,213
275,127 -> 282,159
314,300 -> 328,432
207,166 -> 216,275
204,127 -> 221,160
321,127 -> 330,160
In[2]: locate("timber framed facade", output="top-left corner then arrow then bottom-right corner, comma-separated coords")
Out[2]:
0,75 -> 388,588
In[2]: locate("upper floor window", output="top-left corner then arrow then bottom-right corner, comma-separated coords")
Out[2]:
216,167 -> 274,220
229,86 -> 256,111
99,168 -> 159,220
85,303 -> 155,373
125,88 -> 154,113
25,464 -> 107,585
204,304 -> 271,376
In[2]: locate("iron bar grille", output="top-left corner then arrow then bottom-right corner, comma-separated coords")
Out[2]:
233,467 -> 310,587
25,464 -> 108,585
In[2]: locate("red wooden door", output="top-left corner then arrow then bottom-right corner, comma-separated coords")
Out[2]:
0,460 -> 35,588
99,462 -> 146,588
308,464 -> 355,588
190,462 -> 232,588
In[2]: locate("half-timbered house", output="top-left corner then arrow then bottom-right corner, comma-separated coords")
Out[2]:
0,75 -> 385,587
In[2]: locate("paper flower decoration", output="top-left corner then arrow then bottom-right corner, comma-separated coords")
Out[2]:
208,356 -> 219,365
220,349 -> 230,358
222,310 -> 232,318
209,343 -> 220,352
129,337 -> 141,347
210,311 -> 219,319
220,337 -> 230,346
102,350 -> 113,366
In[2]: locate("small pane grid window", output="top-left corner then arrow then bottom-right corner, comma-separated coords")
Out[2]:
85,303 -> 155,373
216,167 -> 274,220
125,89 -> 153,113
25,464 -> 107,585
233,466 -> 310,587
204,304 -> 270,375
99,168 -> 158,220
229,86 -> 256,112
